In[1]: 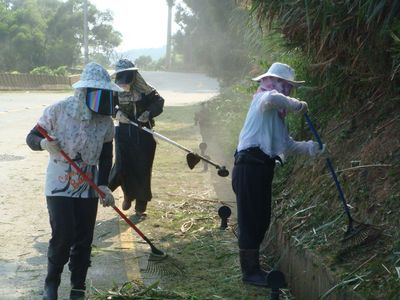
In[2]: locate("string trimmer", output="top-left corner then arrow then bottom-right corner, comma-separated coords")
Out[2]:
36,124 -> 166,257
304,113 -> 381,248
126,119 -> 229,177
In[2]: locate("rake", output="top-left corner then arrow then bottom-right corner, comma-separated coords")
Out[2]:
304,113 -> 381,248
36,124 -> 166,257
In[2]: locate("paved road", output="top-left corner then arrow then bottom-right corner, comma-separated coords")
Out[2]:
0,71 -> 219,113
0,71 -> 219,299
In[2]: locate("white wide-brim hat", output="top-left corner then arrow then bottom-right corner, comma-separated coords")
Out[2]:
72,62 -> 123,92
252,62 -> 305,86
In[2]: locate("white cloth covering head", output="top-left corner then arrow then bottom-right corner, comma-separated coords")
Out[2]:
112,58 -> 154,96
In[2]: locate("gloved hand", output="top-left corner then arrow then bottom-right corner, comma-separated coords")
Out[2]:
274,154 -> 285,167
98,185 -> 115,207
296,101 -> 308,113
316,143 -> 327,157
137,110 -> 150,123
40,139 -> 61,155
311,142 -> 328,157
115,110 -> 131,123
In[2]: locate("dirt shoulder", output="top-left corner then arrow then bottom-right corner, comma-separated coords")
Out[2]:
0,99 -> 278,299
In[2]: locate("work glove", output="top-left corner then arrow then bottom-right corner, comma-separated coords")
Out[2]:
137,110 -> 150,123
317,143 -> 328,157
275,154 -> 285,167
115,110 -> 131,123
296,101 -> 308,113
40,139 -> 61,155
310,142 -> 328,158
98,185 -> 115,207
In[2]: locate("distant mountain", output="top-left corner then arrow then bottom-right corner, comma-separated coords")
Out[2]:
118,46 -> 166,62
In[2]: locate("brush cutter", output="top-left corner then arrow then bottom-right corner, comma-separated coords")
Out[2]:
127,119 -> 229,177
35,124 -> 166,257
304,113 -> 381,248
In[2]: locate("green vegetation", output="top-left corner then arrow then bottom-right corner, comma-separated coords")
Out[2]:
90,1 -> 399,297
2,0 -> 398,297
30,66 -> 69,76
90,105 -> 291,299
0,0 -> 121,73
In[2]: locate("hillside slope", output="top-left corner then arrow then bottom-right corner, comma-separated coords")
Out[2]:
200,87 -> 400,299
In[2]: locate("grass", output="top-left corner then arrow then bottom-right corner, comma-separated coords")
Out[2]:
90,104 -> 284,299
90,81 -> 400,298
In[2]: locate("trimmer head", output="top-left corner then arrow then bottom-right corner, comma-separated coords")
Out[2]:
217,166 -> 229,177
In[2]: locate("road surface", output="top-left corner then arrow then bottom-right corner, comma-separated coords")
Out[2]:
0,71 -> 219,299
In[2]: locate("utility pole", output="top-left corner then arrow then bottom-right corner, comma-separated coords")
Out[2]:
83,0 -> 89,65
166,0 -> 174,70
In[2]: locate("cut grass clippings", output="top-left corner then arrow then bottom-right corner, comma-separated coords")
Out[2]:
90,104 -> 281,300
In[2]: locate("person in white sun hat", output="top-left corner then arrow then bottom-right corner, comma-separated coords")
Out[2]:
232,62 -> 326,287
26,62 -> 123,300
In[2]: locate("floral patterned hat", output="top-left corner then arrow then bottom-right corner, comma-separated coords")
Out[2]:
72,62 -> 123,92
111,58 -> 139,76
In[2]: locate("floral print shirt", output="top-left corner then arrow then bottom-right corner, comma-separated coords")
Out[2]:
37,92 -> 114,198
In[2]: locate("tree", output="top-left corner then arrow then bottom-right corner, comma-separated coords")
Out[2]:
165,0 -> 174,69
135,55 -> 153,69
1,0 -> 47,72
173,0 -> 253,83
0,0 -> 122,72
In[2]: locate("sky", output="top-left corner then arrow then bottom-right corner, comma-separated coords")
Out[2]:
90,0 -> 184,52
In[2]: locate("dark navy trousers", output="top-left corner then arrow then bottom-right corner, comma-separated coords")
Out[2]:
232,149 -> 275,249
46,196 -> 98,271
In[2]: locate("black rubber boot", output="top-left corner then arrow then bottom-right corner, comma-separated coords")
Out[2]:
43,261 -> 63,300
69,267 -> 88,300
69,289 -> 85,300
135,199 -> 148,215
239,249 -> 268,287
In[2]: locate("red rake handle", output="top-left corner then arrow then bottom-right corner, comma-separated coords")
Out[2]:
35,124 -> 151,243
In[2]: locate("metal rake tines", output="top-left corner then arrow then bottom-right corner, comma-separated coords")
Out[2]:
144,255 -> 185,276
341,222 -> 382,248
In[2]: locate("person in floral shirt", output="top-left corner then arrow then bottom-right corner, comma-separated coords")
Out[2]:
26,62 -> 123,300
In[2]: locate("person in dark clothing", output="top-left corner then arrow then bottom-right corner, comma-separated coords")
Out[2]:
26,62 -> 122,300
108,59 -> 164,218
232,62 -> 326,287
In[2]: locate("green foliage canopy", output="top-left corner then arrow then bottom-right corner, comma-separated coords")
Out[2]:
0,0 -> 122,72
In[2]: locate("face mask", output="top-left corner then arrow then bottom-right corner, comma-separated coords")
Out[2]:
86,88 -> 115,115
115,71 -> 135,85
260,77 -> 293,95
276,80 -> 293,96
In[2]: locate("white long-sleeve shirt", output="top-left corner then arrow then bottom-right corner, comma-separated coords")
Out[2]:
237,90 -> 319,158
